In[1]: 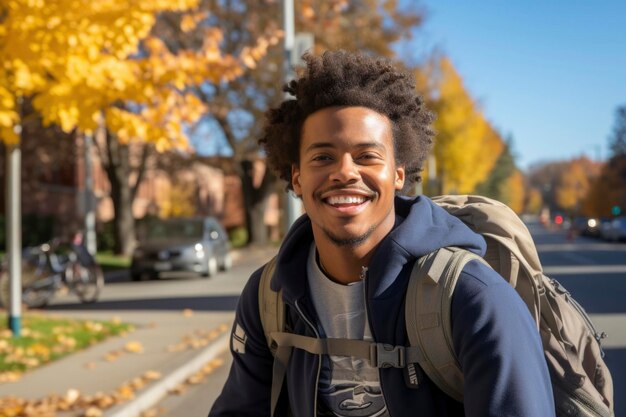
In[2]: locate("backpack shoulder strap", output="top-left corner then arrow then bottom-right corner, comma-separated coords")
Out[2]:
258,255 -> 283,353
258,255 -> 291,416
405,247 -> 487,402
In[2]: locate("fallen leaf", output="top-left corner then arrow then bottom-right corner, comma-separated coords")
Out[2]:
168,384 -> 187,395
140,407 -> 161,417
124,341 -> 144,353
92,393 -> 115,409
65,388 -> 81,405
187,373 -> 205,384
115,384 -> 135,400
0,371 -> 22,382
84,406 -> 103,417
104,351 -> 122,362
182,309 -> 193,317
143,370 -> 162,381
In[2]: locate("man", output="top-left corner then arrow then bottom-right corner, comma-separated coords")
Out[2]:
209,51 -> 555,416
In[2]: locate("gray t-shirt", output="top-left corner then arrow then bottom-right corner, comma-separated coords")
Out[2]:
307,244 -> 389,416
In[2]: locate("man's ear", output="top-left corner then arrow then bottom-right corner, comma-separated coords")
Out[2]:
395,166 -> 405,191
291,164 -> 302,195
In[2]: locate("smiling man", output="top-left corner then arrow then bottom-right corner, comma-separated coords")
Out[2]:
293,106 -> 404,283
209,51 -> 554,417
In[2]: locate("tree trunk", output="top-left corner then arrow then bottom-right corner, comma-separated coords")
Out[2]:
103,131 -> 136,256
212,113 -> 277,246
240,159 -> 274,245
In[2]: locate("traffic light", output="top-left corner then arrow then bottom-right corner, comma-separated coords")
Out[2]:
612,206 -> 621,216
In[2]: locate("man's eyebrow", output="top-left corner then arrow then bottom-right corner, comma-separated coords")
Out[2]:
304,141 -> 385,153
304,142 -> 335,153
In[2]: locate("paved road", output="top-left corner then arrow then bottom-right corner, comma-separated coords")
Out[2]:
529,222 -> 626,416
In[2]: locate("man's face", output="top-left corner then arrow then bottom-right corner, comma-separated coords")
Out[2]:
292,106 -> 405,249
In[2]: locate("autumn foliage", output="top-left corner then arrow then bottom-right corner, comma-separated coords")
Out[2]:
0,0 -> 254,149
416,57 -> 505,195
527,157 -> 603,216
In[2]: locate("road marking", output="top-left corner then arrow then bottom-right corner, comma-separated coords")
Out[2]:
536,243 -> 626,252
590,314 -> 626,348
543,265 -> 626,275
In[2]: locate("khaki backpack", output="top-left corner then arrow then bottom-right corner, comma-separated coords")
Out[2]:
259,195 -> 614,417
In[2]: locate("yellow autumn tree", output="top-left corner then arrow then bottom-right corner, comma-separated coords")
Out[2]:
161,180 -> 197,218
502,169 -> 526,214
555,157 -> 600,215
0,0 -> 275,254
417,57 -> 504,195
525,187 -> 544,215
0,0 -> 248,147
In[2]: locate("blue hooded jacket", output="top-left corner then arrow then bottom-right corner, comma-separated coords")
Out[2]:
209,195 -> 555,417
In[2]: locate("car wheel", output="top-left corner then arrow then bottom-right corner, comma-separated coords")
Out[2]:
220,253 -> 233,271
203,256 -> 218,278
131,272 -> 142,281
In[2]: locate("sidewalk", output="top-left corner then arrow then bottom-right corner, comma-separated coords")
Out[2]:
0,310 -> 233,417
0,245 -> 277,417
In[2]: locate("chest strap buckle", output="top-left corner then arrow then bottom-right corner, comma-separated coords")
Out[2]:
371,343 -> 406,368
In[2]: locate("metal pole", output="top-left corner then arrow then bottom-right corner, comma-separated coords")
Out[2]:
84,132 -> 97,255
282,0 -> 302,231
6,140 -> 22,337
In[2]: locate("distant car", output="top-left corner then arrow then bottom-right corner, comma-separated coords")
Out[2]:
570,217 -> 602,237
130,217 -> 232,281
599,219 -> 615,241
603,217 -> 626,242
552,213 -> 568,229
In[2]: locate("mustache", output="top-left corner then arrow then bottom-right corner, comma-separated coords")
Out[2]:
315,184 -> 375,199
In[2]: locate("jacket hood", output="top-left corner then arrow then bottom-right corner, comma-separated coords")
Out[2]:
273,195 -> 486,299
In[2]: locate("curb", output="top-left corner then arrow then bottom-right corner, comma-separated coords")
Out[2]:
103,333 -> 230,417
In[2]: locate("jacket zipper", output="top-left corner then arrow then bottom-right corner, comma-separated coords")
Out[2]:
294,299 -> 321,417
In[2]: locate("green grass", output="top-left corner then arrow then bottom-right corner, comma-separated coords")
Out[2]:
0,312 -> 133,374
95,251 -> 131,271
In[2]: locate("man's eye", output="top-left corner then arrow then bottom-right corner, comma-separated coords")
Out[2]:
357,153 -> 380,161
312,154 -> 332,162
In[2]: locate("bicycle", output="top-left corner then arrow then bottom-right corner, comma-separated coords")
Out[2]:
0,238 -> 104,308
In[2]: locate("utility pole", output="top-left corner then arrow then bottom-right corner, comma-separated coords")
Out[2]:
6,102 -> 22,337
83,132 -> 97,255
282,0 -> 301,231
281,0 -> 313,231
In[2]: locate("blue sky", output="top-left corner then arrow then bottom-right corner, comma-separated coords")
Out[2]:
407,1 -> 626,170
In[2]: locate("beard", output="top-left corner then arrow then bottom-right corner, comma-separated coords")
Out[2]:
321,224 -> 376,247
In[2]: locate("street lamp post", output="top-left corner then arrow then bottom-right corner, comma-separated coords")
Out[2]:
281,0 -> 313,231
282,0 -> 300,231
83,132 -> 97,255
5,129 -> 22,337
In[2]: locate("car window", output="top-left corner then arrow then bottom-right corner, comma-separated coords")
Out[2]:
144,219 -> 204,240
207,224 -> 221,240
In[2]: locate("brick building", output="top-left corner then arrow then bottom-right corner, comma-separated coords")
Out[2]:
1,129 -> 279,246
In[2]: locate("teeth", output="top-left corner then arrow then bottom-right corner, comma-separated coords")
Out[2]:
327,195 -> 366,205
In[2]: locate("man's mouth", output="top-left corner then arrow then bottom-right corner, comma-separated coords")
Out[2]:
325,195 -> 369,207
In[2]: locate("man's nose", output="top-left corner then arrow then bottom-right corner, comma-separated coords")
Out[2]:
329,154 -> 359,182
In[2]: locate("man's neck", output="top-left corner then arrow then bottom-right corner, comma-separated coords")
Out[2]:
315,242 -> 376,285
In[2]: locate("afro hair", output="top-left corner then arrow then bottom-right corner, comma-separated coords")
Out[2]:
259,50 -> 435,194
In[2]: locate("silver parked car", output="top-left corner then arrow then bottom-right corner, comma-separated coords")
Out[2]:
131,217 -> 231,280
